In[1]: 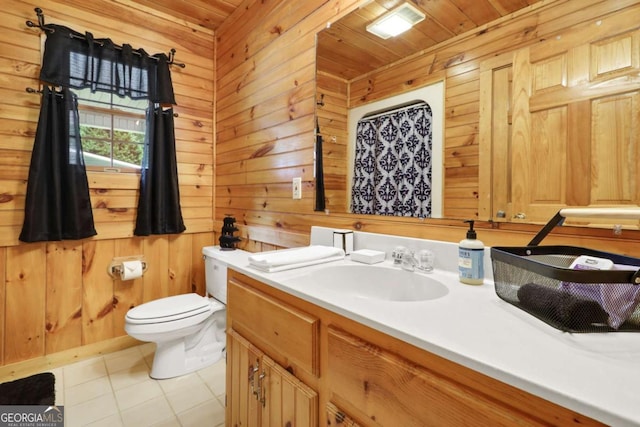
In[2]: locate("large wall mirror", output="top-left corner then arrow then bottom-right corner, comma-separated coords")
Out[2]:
315,0 -> 449,220
315,0 -> 640,230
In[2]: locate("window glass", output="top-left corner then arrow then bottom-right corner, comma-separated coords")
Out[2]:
72,88 -> 148,171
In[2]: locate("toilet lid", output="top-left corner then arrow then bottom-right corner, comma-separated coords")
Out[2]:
126,293 -> 212,324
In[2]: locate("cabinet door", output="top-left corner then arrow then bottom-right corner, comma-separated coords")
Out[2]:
227,330 -> 261,427
227,329 -> 318,427
228,273 -> 320,377
262,354 -> 318,427
327,327 -> 542,427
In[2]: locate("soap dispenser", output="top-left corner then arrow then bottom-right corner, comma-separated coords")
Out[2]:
458,220 -> 484,285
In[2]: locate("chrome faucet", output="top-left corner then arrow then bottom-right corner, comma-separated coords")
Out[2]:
395,248 -> 434,273
400,251 -> 420,272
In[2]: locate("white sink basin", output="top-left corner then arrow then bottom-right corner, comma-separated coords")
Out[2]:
286,264 -> 449,302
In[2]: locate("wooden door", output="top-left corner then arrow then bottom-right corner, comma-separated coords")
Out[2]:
479,53 -> 513,222
480,23 -> 640,226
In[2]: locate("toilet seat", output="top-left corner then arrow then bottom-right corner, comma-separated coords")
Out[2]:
125,293 -> 225,337
126,293 -> 218,325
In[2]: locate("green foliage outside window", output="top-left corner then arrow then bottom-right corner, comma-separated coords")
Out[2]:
80,125 -> 144,166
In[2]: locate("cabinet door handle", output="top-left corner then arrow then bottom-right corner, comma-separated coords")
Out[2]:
249,362 -> 259,398
258,371 -> 266,407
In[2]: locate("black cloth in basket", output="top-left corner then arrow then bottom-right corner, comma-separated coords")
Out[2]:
491,211 -> 640,333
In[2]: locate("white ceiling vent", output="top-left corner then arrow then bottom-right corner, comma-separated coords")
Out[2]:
366,2 -> 426,40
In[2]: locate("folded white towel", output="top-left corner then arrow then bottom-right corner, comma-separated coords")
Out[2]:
248,245 -> 345,272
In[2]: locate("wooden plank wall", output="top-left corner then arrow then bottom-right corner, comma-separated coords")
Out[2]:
216,0 -> 640,254
215,0 -> 363,249
0,0 -> 216,369
315,70 -> 348,214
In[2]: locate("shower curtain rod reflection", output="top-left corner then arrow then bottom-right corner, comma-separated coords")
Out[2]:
361,100 -> 428,121
26,7 -> 186,68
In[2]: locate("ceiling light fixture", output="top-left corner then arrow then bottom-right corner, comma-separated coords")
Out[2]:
366,2 -> 426,40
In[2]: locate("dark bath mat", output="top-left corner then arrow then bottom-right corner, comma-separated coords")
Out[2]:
0,372 -> 55,405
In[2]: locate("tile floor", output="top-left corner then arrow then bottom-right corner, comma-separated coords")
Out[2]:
49,343 -> 226,427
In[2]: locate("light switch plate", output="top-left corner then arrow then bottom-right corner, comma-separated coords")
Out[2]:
292,177 -> 302,199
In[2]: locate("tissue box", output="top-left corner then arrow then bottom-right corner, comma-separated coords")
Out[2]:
351,249 -> 385,264
333,229 -> 354,254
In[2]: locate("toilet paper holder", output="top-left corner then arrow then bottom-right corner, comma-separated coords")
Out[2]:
108,256 -> 147,279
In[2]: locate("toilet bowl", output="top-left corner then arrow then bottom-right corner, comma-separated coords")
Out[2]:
124,246 -> 240,379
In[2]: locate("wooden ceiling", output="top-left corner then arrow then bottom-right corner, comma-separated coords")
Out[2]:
318,0 -> 542,80
128,0 -> 243,31
129,0 -> 543,80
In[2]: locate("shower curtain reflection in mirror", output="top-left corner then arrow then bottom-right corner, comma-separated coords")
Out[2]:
347,81 -> 444,218
351,102 -> 433,217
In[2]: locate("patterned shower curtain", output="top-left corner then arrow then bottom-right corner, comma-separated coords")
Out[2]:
351,103 -> 433,218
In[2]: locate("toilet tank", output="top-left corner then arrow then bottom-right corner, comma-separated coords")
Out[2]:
202,246 -> 232,304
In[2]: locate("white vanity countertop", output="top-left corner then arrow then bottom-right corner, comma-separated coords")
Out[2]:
212,243 -> 640,427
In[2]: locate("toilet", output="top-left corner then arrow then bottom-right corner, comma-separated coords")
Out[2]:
124,246 -> 237,379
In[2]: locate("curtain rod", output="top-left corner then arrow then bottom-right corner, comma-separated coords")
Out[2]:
24,87 -> 180,117
26,7 -> 186,68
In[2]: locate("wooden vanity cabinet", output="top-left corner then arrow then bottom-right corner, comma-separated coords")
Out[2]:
226,270 -> 605,427
226,270 -> 319,427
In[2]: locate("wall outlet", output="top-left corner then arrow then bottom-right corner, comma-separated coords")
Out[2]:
292,177 -> 302,199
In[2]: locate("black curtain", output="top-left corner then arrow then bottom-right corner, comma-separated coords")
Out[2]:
19,87 -> 97,242
134,106 -> 185,235
20,23 -> 184,241
315,121 -> 326,211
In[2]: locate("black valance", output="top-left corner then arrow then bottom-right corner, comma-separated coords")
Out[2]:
39,24 -> 175,104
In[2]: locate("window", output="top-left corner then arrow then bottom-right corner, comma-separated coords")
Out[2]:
73,87 -> 148,172
23,22 -> 184,241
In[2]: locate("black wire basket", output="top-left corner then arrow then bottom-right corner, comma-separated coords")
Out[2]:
491,210 -> 640,333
